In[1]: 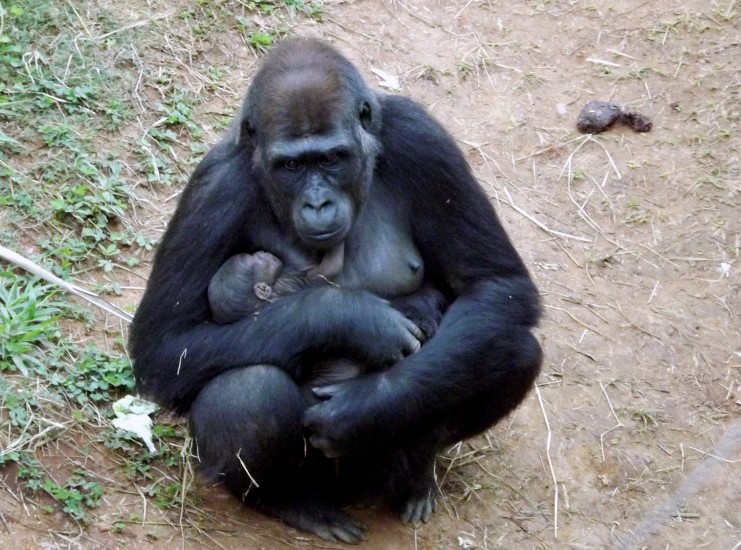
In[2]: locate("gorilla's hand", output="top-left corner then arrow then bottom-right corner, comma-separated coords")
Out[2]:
338,291 -> 423,366
303,373 -> 399,457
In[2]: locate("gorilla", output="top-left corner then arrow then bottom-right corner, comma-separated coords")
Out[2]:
129,38 -> 542,543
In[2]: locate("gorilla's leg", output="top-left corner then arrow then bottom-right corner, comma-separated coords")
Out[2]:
336,433 -> 440,525
397,328 -> 542,524
337,328 -> 542,524
190,365 -> 304,492
383,441 -> 439,525
190,365 -> 366,543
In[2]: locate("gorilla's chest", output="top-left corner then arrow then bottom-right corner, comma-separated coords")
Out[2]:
334,202 -> 424,297
252,198 -> 424,298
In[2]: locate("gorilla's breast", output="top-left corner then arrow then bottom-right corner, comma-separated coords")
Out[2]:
335,202 -> 423,297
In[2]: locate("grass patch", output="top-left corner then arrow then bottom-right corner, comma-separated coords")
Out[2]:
0,0 -> 142,275
1,0 -> 322,530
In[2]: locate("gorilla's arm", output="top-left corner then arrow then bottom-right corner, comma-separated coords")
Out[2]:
130,140 -> 421,414
304,96 -> 542,457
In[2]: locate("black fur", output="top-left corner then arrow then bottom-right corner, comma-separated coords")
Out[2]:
129,38 -> 542,544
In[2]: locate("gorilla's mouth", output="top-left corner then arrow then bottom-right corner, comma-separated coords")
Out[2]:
301,224 -> 349,249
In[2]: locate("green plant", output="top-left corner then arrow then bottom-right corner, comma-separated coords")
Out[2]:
0,273 -> 65,375
0,0 -> 140,274
143,480 -> 185,510
0,378 -> 37,429
155,90 -> 203,138
41,475 -> 104,522
47,346 -> 135,405
104,420 -> 186,480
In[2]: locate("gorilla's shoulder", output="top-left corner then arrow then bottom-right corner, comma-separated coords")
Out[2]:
188,135 -> 257,193
378,95 -> 435,129
377,94 -> 454,150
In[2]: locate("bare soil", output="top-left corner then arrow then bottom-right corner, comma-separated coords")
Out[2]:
2,0 -> 739,548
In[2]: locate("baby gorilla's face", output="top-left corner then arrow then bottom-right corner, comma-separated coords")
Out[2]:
246,251 -> 283,283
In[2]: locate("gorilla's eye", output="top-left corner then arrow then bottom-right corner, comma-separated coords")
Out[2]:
284,159 -> 300,171
323,152 -> 340,165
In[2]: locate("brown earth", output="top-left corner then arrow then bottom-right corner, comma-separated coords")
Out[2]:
2,0 -> 739,548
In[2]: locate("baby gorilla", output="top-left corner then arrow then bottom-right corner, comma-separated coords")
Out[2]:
208,248 -> 448,391
208,246 -> 345,325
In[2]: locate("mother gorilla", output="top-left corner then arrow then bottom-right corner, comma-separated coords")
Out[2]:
130,38 -> 542,543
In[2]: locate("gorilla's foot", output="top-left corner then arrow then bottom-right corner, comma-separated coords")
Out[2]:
395,457 -> 438,525
400,489 -> 437,525
260,494 -> 367,544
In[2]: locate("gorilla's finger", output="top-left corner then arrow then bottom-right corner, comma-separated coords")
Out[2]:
402,316 -> 425,341
308,433 -> 340,458
312,384 -> 340,399
330,518 -> 368,544
400,328 -> 422,356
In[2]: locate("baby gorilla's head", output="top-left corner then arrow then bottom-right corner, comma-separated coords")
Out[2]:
242,251 -> 283,284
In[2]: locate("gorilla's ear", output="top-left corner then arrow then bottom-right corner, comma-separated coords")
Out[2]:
235,115 -> 256,146
359,101 -> 373,131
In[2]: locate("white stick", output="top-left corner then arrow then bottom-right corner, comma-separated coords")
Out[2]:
0,245 -> 133,323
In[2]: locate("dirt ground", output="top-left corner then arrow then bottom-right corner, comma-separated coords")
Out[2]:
3,0 -> 739,548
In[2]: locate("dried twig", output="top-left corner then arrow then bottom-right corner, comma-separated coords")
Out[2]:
599,382 -> 624,462
535,385 -> 559,539
502,187 -> 592,243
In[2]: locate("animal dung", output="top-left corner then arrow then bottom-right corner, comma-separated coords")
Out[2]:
576,100 -> 652,134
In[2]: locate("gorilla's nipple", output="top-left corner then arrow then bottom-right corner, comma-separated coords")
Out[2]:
408,259 -> 421,273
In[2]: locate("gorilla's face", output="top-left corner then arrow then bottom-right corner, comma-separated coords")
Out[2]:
244,60 -> 379,251
266,129 -> 362,251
